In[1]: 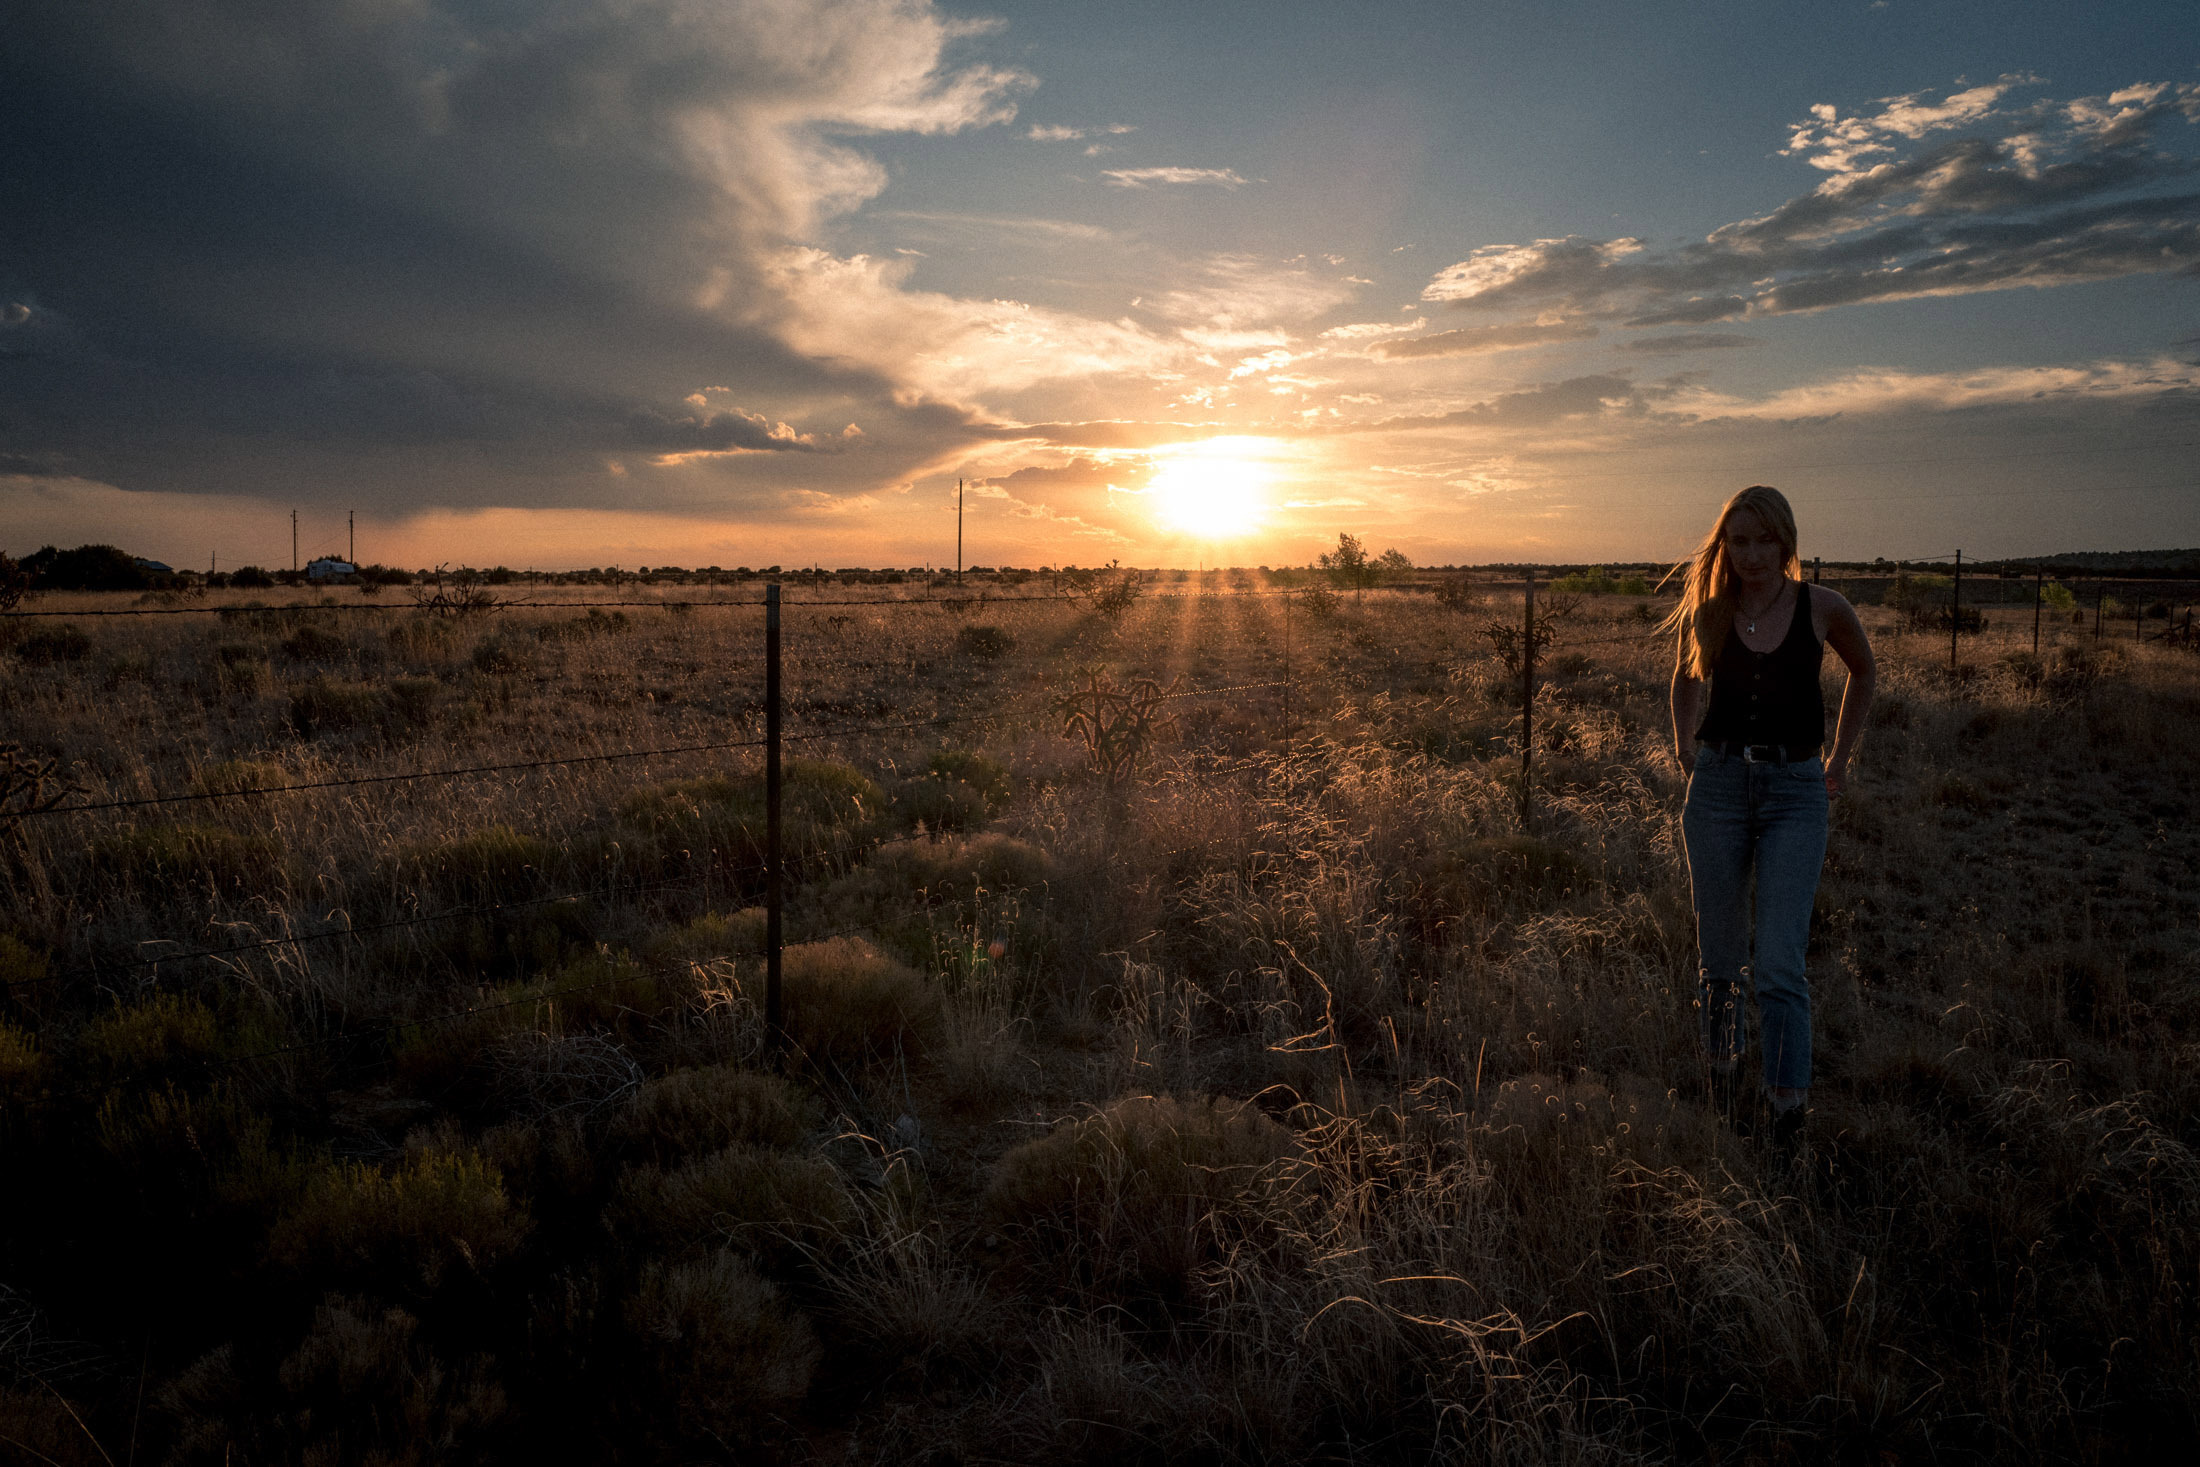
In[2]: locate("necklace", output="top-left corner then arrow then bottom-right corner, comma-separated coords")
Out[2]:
1742,580 -> 1785,636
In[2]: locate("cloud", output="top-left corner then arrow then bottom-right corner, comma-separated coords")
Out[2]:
626,407 -> 835,454
1028,122 -> 1135,142
1148,255 -> 1362,332
0,0 -> 1033,510
1373,321 -> 1598,359
1418,78 -> 2200,326
1102,167 -> 1249,189
1691,354 -> 2200,421
1618,333 -> 1761,354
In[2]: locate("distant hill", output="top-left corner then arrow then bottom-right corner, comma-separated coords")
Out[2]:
2026,549 -> 2200,576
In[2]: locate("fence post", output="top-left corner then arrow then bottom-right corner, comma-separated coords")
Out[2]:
2136,592 -> 2143,644
1812,555 -> 1821,585
765,583 -> 783,1057
1281,582 -> 1291,744
2094,583 -> 2104,640
2033,565 -> 2042,654
1521,568 -> 1536,826
1950,550 -> 1961,675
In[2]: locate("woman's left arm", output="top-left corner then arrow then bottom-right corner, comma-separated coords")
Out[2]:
1819,588 -> 1876,796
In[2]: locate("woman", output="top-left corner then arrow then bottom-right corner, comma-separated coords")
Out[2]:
1666,486 -> 1875,1149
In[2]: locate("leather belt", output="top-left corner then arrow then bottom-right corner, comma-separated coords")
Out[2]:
1704,741 -> 1819,764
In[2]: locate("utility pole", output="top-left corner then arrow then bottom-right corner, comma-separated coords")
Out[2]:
955,479 -> 964,585
291,510 -> 299,572
349,509 -> 355,565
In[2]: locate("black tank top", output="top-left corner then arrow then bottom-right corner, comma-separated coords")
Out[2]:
1695,582 -> 1825,754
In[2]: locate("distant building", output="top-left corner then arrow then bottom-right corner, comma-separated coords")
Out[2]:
133,557 -> 173,574
307,557 -> 357,582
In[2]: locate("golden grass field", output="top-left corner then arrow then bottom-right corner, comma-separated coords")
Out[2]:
2,573 -> 2197,1464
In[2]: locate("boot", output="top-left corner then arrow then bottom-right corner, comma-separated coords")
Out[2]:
1769,1098 -> 1806,1156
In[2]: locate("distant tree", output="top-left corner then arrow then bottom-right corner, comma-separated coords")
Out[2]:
1318,533 -> 1380,604
231,565 -> 275,588
1377,548 -> 1413,575
0,551 -> 27,610
21,543 -> 150,591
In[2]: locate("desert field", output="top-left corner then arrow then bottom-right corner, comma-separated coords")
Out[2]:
4,573 -> 2198,1464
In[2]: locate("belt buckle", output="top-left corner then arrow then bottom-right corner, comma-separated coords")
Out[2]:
1741,743 -> 1772,764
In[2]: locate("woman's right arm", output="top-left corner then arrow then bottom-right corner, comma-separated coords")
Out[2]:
1669,650 -> 1705,767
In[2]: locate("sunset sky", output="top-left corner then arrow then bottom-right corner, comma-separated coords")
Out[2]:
4,1 -> 2197,570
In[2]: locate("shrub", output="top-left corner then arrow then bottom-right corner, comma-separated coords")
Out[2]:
386,617 -> 456,664
536,608 -> 630,643
1295,583 -> 1340,619
470,631 -> 535,674
386,675 -> 441,727
279,624 -> 347,661
1434,575 -> 1481,611
624,1251 -> 821,1442
95,1082 -> 314,1218
268,1148 -> 529,1291
889,774 -> 991,834
889,832 -> 1053,898
612,1065 -> 811,1165
781,937 -> 942,1069
955,624 -> 1015,660
612,1144 -> 855,1259
0,1014 -> 41,1100
13,626 -> 93,665
619,760 -> 884,868
264,1295 -> 507,1459
0,932 -> 48,989
0,1387 -> 107,1467
395,824 -> 559,900
928,748 -> 1012,809
287,676 -> 388,736
641,908 -> 769,966
93,823 -> 281,892
981,1094 -> 1295,1300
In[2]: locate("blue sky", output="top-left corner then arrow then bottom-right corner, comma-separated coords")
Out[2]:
3,1 -> 2195,568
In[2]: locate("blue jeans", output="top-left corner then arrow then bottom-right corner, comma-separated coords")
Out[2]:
1682,746 -> 1829,1092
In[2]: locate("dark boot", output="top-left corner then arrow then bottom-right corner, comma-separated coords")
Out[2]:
1769,1100 -> 1806,1156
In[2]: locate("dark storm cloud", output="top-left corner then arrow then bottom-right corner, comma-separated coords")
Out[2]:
1423,79 -> 2200,327
976,457 -> 1122,489
1618,333 -> 1761,354
0,1 -> 1024,509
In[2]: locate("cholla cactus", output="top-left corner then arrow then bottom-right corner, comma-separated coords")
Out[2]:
1054,669 -> 1179,789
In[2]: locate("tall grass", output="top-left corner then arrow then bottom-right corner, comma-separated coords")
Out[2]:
2,580 -> 2196,1461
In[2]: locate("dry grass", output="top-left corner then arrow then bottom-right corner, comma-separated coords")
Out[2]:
2,577 -> 2197,1461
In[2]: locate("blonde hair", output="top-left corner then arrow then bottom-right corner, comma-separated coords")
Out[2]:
1661,485 -> 1801,679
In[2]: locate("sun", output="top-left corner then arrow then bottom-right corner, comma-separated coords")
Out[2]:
1147,439 -> 1274,540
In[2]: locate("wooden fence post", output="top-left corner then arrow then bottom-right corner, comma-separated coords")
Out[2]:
1950,550 -> 1962,675
765,583 -> 783,1058
1521,569 -> 1536,826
